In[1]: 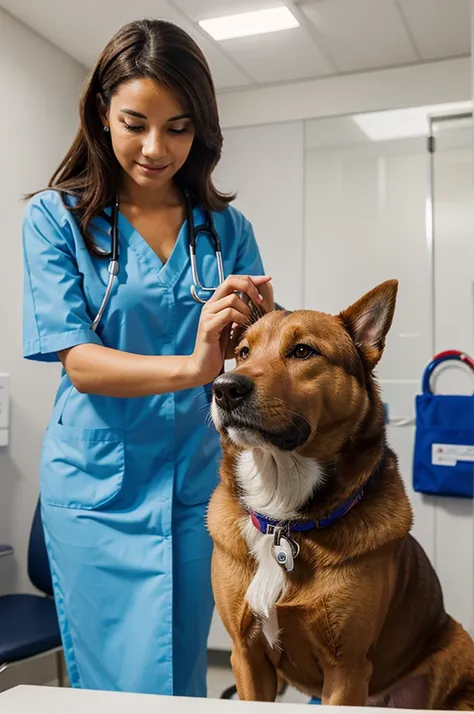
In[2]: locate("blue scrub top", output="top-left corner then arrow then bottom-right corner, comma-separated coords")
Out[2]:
22,189 -> 264,506
21,189 -> 265,695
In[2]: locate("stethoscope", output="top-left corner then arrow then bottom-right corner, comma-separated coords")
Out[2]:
91,191 -> 225,332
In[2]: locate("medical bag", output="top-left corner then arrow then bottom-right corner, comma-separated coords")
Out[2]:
413,350 -> 474,499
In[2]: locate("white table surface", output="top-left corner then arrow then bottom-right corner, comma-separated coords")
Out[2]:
0,685 -> 445,713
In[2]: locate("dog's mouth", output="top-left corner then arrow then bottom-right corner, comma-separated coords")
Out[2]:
211,372 -> 312,451
211,403 -> 311,452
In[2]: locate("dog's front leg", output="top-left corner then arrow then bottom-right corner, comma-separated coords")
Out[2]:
231,645 -> 279,702
321,658 -> 372,706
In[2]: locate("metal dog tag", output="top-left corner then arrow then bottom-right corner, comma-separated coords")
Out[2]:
273,537 -> 295,572
271,527 -> 300,572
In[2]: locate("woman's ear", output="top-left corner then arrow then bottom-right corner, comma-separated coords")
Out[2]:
96,93 -> 109,130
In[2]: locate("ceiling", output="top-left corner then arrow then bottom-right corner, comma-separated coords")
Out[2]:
0,0 -> 470,92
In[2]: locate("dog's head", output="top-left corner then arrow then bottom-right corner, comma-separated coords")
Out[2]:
211,280 -> 397,461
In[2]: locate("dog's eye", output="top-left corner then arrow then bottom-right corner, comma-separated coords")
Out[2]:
239,346 -> 250,360
291,344 -> 318,360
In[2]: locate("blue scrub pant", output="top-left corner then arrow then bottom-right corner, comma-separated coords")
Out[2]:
42,496 -> 215,697
172,499 -> 215,696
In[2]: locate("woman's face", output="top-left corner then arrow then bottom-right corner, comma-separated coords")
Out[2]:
101,78 -> 195,193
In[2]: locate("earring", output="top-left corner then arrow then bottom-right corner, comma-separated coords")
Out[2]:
103,126 -> 110,132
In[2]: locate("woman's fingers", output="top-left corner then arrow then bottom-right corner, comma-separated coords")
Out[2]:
205,291 -> 251,319
206,308 -> 249,337
209,274 -> 271,307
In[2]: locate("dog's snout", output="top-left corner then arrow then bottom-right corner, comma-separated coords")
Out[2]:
213,374 -> 254,411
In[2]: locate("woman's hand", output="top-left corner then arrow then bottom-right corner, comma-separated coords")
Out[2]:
223,279 -> 275,360
189,274 -> 272,384
258,280 -> 275,314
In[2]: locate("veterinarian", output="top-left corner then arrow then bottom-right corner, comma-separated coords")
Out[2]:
22,18 -> 273,697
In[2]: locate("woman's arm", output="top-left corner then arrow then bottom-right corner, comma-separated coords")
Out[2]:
58,344 -> 200,397
59,274 -> 271,398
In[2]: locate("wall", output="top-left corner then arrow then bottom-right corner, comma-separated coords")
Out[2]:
431,118 -> 474,631
218,56 -> 470,129
0,9 -> 87,599
215,121 -> 304,311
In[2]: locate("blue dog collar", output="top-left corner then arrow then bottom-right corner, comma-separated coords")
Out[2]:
249,486 -> 366,536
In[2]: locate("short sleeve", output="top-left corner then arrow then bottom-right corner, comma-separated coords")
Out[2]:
22,192 -> 103,362
234,217 -> 265,276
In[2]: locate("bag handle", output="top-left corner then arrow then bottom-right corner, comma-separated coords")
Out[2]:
422,350 -> 474,395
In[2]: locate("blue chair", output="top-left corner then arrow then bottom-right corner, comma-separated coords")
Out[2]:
0,499 -> 65,685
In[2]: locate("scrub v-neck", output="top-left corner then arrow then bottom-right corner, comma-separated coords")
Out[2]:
117,208 -> 191,288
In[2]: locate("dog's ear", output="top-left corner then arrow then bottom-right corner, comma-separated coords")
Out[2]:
339,279 -> 398,368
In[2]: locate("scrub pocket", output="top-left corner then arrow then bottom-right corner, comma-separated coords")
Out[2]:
40,422 -> 125,510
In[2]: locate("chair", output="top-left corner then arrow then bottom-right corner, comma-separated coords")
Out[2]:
0,499 -> 65,686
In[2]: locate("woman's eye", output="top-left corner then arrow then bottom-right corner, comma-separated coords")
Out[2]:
168,126 -> 188,135
290,344 -> 318,360
124,123 -> 144,133
239,346 -> 250,360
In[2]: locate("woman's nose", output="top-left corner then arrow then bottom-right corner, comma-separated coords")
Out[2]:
142,131 -> 167,160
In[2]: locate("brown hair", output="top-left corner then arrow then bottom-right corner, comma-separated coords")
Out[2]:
28,18 -> 234,255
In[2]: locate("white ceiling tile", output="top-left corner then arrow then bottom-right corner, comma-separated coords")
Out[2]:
300,0 -> 418,72
1,0 -> 471,91
170,0 -> 286,20
0,0 -> 251,89
173,0 -> 288,21
0,0 -> 171,67
397,0 -> 470,61
220,26 -> 333,83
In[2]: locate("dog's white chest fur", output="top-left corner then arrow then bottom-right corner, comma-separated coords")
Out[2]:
237,448 -> 324,648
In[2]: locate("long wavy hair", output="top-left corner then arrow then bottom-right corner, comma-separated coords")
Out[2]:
28,18 -> 234,255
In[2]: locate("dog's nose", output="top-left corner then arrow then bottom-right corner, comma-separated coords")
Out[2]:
212,374 -> 254,410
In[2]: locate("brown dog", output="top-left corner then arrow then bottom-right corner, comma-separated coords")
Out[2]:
207,280 -> 474,709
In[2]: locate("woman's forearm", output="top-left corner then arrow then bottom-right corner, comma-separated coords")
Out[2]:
58,343 -> 201,397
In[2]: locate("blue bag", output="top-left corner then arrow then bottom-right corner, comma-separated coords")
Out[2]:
413,351 -> 474,499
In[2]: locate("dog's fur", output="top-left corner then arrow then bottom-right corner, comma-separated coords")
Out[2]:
207,280 -> 474,709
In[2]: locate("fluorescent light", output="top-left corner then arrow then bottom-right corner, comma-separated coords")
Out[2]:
198,6 -> 299,41
352,101 -> 472,142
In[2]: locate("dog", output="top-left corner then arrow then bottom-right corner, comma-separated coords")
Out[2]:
207,279 -> 474,709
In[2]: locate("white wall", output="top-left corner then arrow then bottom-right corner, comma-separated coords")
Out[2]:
215,121 -> 304,311
218,57 -> 470,129
0,9 -> 87,596
431,121 -> 474,633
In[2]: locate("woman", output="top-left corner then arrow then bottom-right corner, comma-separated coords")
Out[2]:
22,18 -> 273,697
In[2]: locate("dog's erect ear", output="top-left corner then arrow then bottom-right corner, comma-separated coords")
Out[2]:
339,279 -> 398,368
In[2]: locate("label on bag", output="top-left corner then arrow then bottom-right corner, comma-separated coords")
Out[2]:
432,443 -> 474,467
